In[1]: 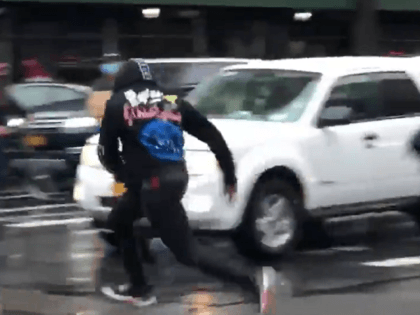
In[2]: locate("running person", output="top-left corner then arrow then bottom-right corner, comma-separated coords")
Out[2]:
98,59 -> 276,313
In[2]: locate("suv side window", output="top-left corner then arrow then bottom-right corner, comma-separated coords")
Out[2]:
379,73 -> 420,118
325,74 -> 382,123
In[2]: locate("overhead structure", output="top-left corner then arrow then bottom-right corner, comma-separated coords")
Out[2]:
2,0 -> 420,10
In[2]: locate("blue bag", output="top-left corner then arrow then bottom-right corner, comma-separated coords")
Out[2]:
138,119 -> 184,162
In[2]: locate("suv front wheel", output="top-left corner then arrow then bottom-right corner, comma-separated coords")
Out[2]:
233,178 -> 306,258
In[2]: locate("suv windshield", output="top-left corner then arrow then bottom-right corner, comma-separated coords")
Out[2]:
187,69 -> 321,122
148,62 -> 248,89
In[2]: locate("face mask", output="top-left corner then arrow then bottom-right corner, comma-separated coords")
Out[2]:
100,63 -> 121,75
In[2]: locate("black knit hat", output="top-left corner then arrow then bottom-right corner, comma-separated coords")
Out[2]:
113,59 -> 157,92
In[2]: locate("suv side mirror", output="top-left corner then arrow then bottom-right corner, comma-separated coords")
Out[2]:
317,104 -> 352,128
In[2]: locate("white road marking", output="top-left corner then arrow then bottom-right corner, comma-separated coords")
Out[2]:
362,256 -> 420,267
302,246 -> 371,255
0,203 -> 76,213
0,192 -> 65,201
330,246 -> 371,252
0,211 -> 82,223
299,249 -> 336,255
0,194 -> 33,200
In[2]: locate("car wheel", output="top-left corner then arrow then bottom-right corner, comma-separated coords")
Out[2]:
233,178 -> 306,259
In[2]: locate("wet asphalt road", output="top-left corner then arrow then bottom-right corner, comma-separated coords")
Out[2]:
2,190 -> 420,314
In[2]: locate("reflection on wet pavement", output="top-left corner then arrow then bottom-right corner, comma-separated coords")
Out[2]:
2,202 -> 420,314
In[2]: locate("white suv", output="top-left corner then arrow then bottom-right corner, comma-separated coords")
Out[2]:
74,57 -> 420,257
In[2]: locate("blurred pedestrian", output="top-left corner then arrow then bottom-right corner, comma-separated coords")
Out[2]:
0,125 -> 9,186
86,53 -> 121,123
98,58 -> 276,313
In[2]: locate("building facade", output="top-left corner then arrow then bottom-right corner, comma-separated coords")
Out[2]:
0,0 -> 420,86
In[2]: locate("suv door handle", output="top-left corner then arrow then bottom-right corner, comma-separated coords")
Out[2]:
363,133 -> 379,141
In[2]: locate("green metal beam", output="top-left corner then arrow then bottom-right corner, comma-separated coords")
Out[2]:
1,0 -> 355,9
379,0 -> 420,10
3,0 -> 420,11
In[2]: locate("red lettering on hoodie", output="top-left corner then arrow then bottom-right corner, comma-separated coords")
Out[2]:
124,104 -> 181,126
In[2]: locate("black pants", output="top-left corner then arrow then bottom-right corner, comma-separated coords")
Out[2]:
107,165 -> 256,291
106,189 -> 154,287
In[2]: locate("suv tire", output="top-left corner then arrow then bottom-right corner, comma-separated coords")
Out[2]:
233,178 -> 306,259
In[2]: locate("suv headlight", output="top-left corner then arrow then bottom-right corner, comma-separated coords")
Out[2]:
80,144 -> 102,168
63,117 -> 99,131
7,118 -> 25,128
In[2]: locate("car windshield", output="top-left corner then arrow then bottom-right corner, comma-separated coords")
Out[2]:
8,85 -> 86,109
186,69 -> 321,122
148,62 -> 248,89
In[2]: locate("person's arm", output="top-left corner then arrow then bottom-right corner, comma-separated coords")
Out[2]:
98,96 -> 123,177
178,99 -> 236,187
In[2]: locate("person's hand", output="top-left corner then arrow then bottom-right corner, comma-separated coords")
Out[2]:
225,184 -> 237,203
114,171 -> 124,183
164,95 -> 178,103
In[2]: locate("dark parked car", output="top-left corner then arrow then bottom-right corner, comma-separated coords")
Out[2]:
3,81 -> 98,198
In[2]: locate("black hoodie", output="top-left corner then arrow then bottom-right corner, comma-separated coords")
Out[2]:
98,59 -> 236,187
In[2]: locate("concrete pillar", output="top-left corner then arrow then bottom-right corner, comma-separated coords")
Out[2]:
192,14 -> 208,57
226,35 -> 247,58
352,0 -> 380,55
289,41 -> 306,58
249,20 -> 267,58
102,18 -> 119,55
266,24 -> 290,59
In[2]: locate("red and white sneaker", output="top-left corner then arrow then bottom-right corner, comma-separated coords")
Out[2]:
101,284 -> 157,307
257,267 -> 277,314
